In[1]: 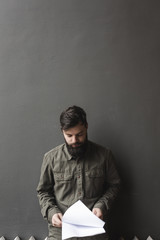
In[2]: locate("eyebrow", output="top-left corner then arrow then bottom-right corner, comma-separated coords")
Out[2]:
66,130 -> 84,136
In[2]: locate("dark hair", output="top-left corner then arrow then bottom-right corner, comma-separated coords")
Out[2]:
60,105 -> 88,130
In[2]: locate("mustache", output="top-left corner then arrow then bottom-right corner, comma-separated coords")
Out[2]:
68,142 -> 82,147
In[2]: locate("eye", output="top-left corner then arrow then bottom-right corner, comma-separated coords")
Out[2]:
77,132 -> 83,137
67,134 -> 72,138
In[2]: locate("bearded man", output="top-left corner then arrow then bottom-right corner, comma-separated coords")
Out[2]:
37,105 -> 120,240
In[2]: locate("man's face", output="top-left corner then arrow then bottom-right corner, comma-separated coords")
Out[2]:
62,122 -> 88,158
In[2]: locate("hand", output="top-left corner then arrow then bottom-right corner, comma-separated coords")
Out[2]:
52,213 -> 63,227
92,208 -> 103,220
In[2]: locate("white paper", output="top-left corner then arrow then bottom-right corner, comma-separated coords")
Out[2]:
62,200 -> 105,240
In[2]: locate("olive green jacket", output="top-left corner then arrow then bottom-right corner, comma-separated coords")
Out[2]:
37,141 -> 121,239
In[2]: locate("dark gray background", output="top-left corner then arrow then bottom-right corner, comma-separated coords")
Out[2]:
0,0 -> 160,239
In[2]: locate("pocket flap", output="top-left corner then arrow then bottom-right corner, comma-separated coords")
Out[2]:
54,172 -> 72,181
87,168 -> 104,177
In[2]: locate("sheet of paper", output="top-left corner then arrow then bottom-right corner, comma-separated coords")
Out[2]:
62,200 -> 105,240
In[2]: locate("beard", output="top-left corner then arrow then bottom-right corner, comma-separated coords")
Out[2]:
65,135 -> 88,159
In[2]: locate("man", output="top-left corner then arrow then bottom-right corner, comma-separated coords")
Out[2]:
37,106 -> 121,240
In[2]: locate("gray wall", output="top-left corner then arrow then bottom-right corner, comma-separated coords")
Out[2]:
0,0 -> 160,239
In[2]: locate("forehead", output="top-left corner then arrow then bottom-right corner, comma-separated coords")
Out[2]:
63,123 -> 87,134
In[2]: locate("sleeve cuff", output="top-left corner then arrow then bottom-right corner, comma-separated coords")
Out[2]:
48,207 -> 62,224
93,201 -> 108,216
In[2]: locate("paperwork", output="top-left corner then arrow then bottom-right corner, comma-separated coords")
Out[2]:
62,200 -> 105,240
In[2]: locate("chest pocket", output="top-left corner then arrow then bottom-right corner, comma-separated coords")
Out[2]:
54,172 -> 73,181
53,172 -> 74,206
86,168 -> 104,178
85,168 -> 105,198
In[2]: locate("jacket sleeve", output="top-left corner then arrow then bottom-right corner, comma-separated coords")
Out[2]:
93,149 -> 121,215
36,153 -> 61,224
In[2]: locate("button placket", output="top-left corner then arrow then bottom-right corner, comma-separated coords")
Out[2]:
77,162 -> 83,198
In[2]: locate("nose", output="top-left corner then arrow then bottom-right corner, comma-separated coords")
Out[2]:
72,135 -> 78,143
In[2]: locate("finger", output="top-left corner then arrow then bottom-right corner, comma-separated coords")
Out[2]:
92,208 -> 103,219
58,213 -> 63,221
92,208 -> 99,216
56,213 -> 62,224
56,219 -> 62,227
92,209 -> 97,214
52,214 -> 62,227
55,216 -> 62,226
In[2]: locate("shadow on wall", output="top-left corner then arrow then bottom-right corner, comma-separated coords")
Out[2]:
91,122 -> 137,239
92,126 -> 135,239
108,154 -> 136,240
